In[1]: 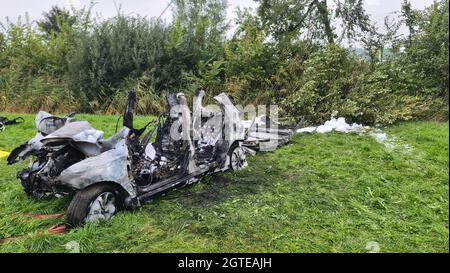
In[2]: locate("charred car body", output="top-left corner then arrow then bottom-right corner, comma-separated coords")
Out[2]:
7,91 -> 292,227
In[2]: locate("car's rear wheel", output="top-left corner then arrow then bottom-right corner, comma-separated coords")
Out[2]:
66,183 -> 123,227
228,143 -> 247,171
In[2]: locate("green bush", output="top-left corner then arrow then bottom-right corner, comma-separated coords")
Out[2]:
0,17 -> 78,113
0,1 -> 447,124
279,45 -> 442,125
66,15 -> 169,110
400,0 -> 449,98
349,68 -> 432,124
280,45 -> 365,123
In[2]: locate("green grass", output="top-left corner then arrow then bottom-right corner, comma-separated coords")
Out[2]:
0,113 -> 448,253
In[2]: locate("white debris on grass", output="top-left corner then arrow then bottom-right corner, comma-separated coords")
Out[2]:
296,126 -> 316,133
365,241 -> 381,253
296,116 -> 412,152
296,117 -> 369,134
372,132 -> 388,142
372,131 -> 412,151
369,128 -> 389,144
368,128 -> 412,151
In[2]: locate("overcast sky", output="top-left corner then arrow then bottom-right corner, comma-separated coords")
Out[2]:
0,0 -> 434,35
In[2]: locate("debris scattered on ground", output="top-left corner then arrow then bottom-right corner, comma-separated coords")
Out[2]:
365,241 -> 381,253
296,117 -> 368,134
47,224 -> 66,234
296,116 -> 412,152
371,131 -> 388,142
0,116 -> 24,132
370,129 -> 412,151
296,126 -> 316,133
64,241 -> 81,253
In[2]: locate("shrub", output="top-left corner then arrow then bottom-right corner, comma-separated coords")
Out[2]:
66,15 -> 170,110
280,45 -> 366,123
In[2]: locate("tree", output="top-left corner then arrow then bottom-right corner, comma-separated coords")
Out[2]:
256,0 -> 374,45
37,6 -> 76,38
402,0 -> 449,98
401,0 -> 418,47
172,0 -> 228,57
0,32 -> 5,52
362,14 -> 402,65
164,0 -> 229,92
67,15 -> 170,104
223,9 -> 274,102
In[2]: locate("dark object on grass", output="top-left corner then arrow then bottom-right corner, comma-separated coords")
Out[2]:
0,116 -> 24,131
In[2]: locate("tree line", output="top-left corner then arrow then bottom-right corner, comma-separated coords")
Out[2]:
0,0 -> 448,124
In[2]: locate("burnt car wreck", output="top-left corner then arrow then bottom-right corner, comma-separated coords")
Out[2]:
7,91 -> 292,227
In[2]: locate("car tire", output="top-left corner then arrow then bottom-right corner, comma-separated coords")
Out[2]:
66,183 -> 123,227
228,143 -> 247,171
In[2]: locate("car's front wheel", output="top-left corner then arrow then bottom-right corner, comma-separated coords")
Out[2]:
66,183 -> 123,227
228,143 -> 247,171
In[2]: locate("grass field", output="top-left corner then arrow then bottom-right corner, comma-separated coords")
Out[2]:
0,113 -> 448,253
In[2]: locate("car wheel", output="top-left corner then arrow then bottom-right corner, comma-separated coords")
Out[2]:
228,143 -> 247,171
66,183 -> 123,227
